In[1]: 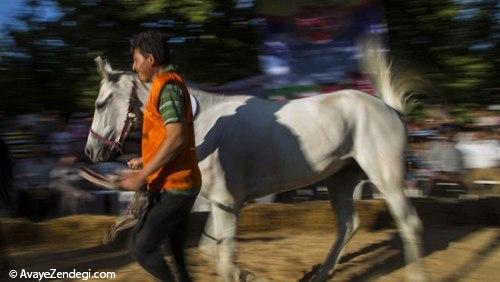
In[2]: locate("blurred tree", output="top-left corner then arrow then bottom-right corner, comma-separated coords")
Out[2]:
385,0 -> 499,106
0,0 -> 496,114
125,0 -> 215,23
0,0 -> 260,113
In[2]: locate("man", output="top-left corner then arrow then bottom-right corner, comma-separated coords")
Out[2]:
120,30 -> 201,282
0,136 -> 13,212
424,125 -> 466,196
0,136 -> 13,273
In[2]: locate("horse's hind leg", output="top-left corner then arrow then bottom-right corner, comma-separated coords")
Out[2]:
312,164 -> 361,282
357,154 -> 427,281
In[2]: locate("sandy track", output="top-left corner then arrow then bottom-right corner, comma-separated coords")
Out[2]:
4,227 -> 499,281
3,200 -> 500,281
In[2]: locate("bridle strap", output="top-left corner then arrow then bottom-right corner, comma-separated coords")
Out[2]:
89,83 -> 140,153
90,128 -> 117,148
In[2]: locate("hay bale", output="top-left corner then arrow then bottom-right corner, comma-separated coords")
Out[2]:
1,215 -> 115,249
2,198 -> 499,250
238,200 -> 391,233
238,202 -> 334,233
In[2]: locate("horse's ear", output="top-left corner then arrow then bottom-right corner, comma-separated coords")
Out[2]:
95,56 -> 113,79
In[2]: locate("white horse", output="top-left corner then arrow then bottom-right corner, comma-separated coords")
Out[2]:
85,41 -> 427,281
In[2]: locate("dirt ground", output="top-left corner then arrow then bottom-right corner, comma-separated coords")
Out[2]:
4,227 -> 499,282
2,201 -> 500,282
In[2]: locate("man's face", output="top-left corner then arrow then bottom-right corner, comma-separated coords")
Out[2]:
132,49 -> 155,82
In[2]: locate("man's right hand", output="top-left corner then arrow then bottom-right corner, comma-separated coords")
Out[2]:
127,157 -> 143,170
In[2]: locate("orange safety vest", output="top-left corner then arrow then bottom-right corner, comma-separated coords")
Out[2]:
142,71 -> 201,191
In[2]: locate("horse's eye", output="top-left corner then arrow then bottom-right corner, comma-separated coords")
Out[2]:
95,102 -> 105,109
95,94 -> 112,109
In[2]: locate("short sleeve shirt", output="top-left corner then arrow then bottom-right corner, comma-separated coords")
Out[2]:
158,83 -> 184,125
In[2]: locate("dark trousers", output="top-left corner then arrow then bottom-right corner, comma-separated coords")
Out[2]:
130,190 -> 197,282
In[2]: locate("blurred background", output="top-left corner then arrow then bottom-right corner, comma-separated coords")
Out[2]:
0,0 -> 499,281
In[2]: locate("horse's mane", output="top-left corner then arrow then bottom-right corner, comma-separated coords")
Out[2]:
121,71 -> 247,102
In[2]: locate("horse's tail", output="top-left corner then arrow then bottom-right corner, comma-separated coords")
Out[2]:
361,38 -> 416,114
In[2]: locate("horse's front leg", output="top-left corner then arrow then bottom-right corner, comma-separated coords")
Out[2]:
199,209 -> 218,257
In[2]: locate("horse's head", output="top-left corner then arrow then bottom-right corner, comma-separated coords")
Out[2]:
84,57 -> 147,162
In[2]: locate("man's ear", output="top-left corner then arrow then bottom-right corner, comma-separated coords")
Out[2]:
146,53 -> 157,66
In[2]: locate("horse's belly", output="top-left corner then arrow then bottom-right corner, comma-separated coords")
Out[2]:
245,153 -> 352,199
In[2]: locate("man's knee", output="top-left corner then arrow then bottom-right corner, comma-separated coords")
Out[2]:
129,242 -> 142,261
130,240 -> 153,262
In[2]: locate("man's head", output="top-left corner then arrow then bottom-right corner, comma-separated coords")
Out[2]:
131,30 -> 170,82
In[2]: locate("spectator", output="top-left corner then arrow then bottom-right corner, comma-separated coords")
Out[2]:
423,127 -> 466,196
0,136 -> 13,213
456,129 -> 499,169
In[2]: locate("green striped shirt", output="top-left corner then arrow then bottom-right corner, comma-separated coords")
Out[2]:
156,66 -> 199,194
158,65 -> 184,125
159,83 -> 184,125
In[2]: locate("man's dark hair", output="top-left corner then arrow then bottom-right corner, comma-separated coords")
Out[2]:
131,30 -> 170,66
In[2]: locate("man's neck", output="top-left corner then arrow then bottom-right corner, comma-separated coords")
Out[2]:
151,65 -> 174,81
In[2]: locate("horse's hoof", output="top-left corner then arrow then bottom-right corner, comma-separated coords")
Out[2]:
198,244 -> 217,258
239,269 -> 267,282
407,272 -> 429,282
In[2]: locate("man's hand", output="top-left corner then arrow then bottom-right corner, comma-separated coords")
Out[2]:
127,157 -> 143,170
120,171 -> 146,191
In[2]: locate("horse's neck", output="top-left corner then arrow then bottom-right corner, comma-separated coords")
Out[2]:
136,87 -> 150,111
188,87 -> 229,110
131,74 -> 240,116
126,75 -> 149,113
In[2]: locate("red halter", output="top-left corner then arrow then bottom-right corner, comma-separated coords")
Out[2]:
89,83 -> 141,154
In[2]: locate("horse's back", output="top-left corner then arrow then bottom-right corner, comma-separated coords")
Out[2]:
193,88 -> 406,198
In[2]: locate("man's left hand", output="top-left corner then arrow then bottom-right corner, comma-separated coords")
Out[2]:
120,171 -> 147,191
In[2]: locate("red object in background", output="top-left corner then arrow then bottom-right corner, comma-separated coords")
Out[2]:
293,5 -> 348,43
319,73 -> 376,96
350,73 -> 376,96
320,84 -> 342,93
354,77 -> 376,96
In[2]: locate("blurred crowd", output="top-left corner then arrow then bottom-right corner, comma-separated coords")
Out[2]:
406,117 -> 500,197
0,112 -> 139,219
0,108 -> 499,218
0,112 -> 90,186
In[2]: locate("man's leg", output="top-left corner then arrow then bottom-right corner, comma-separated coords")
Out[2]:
169,195 -> 196,282
129,192 -> 189,281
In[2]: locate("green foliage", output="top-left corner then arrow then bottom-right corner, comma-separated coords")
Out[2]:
406,100 -> 426,122
449,104 -> 478,126
129,0 -> 215,23
385,0 -> 498,105
0,0 -> 497,115
0,0 -> 259,113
